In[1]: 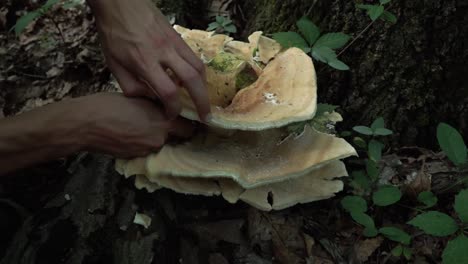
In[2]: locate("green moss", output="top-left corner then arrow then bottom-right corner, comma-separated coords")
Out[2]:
235,67 -> 258,90
208,52 -> 244,72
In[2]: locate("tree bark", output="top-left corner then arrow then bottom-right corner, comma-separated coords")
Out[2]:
238,0 -> 468,148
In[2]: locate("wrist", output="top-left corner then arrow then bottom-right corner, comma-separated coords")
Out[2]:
0,98 -> 91,174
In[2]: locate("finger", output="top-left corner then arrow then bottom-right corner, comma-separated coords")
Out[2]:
140,63 -> 181,119
172,31 -> 206,76
168,118 -> 195,139
107,57 -> 155,99
152,9 -> 206,77
162,53 -> 211,121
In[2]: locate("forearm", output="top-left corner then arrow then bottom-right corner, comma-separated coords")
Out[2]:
0,99 -> 88,175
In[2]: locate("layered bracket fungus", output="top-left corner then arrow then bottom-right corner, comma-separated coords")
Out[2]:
115,26 -> 357,211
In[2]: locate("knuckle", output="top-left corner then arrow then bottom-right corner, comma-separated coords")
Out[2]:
151,34 -> 170,49
159,86 -> 178,100
181,71 -> 200,84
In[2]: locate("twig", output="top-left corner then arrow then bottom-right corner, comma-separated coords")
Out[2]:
337,19 -> 377,58
46,14 -> 66,46
305,0 -> 320,17
6,70 -> 49,79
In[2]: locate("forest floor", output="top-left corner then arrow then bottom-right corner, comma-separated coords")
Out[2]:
0,2 -> 467,264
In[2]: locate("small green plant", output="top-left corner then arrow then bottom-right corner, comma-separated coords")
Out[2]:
341,121 -> 467,262
341,117 -> 415,260
207,16 -> 237,34
349,117 -> 393,190
286,103 -> 340,134
356,0 -> 397,23
408,189 -> 468,263
437,123 -> 467,167
272,17 -> 350,71
405,122 -> 468,264
12,0 -> 81,36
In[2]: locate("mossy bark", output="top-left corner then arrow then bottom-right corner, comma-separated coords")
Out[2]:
240,0 -> 468,148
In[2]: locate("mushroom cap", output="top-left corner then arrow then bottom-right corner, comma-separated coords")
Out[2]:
174,26 -> 317,130
173,25 -> 232,61
180,48 -> 318,130
145,126 -> 356,188
116,159 -> 347,211
237,161 -> 347,211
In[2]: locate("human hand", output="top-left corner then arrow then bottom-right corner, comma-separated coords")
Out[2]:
88,0 -> 211,120
0,93 -> 193,175
78,93 -> 194,158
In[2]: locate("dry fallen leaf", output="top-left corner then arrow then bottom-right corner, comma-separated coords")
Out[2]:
355,237 -> 384,262
133,212 -> 152,229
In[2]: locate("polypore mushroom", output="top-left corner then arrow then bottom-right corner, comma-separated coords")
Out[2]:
145,126 -> 355,188
115,26 -> 357,211
175,26 -> 317,131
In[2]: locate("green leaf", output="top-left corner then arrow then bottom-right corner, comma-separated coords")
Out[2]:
224,24 -> 237,33
417,191 -> 438,208
221,18 -> 233,27
371,117 -> 385,130
328,59 -> 350,71
356,4 -> 375,11
296,17 -> 320,46
341,131 -> 352,137
437,123 -> 467,166
272,32 -> 309,52
351,211 -> 378,237
369,5 -> 385,21
363,226 -> 379,237
351,170 -> 371,191
373,185 -> 402,206
379,227 -> 411,245
442,235 -> 468,264
216,16 -> 225,24
380,0 -> 391,4
353,137 -> 367,149
351,211 -> 375,228
39,0 -> 59,13
381,11 -> 397,23
13,11 -> 42,35
391,245 -> 403,257
454,189 -> 468,223
368,139 -> 384,162
207,22 -> 219,31
403,247 -> 412,260
366,159 -> 379,180
315,104 -> 338,116
353,126 -> 373,135
63,0 -> 82,9
408,211 -> 458,237
311,45 -> 337,63
314,32 -> 351,50
341,196 -> 367,213
374,128 -> 393,136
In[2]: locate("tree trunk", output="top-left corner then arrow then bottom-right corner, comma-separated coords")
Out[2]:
238,0 -> 468,148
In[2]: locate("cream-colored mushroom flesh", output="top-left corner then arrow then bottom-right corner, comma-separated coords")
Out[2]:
146,126 -> 356,188
181,48 -> 318,130
174,26 -> 317,130
116,159 -> 347,211
238,161 -> 347,211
